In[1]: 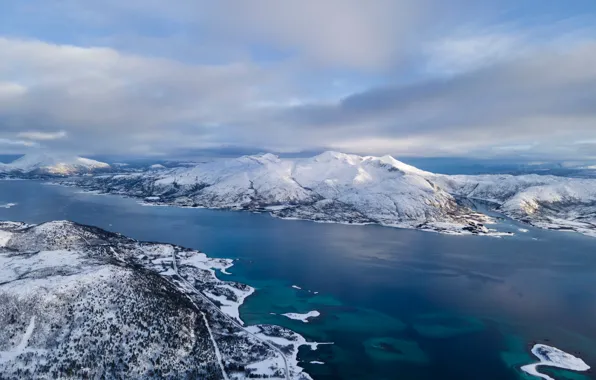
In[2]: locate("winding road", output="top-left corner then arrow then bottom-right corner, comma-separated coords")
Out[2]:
170,250 -> 291,380
76,233 -> 292,380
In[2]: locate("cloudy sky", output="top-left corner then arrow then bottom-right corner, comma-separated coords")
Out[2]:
1,1 -> 595,159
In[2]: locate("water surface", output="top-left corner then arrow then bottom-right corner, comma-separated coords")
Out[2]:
1,180 -> 595,379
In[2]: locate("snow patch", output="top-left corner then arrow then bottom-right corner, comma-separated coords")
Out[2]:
0,316 -> 36,363
245,325 -> 332,380
282,311 -> 321,323
521,344 -> 590,380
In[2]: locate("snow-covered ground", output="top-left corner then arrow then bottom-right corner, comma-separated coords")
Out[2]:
521,344 -> 590,380
53,150 -> 596,238
245,325 -> 326,380
282,311 -> 321,323
0,220 -> 325,379
436,173 -> 596,237
0,152 -> 110,176
67,151 -> 508,236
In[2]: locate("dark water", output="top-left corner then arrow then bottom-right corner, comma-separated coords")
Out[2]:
1,180 -> 595,380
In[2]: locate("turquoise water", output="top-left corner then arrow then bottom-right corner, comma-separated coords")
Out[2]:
1,181 -> 595,379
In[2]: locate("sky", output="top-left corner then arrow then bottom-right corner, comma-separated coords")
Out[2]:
0,1 -> 595,160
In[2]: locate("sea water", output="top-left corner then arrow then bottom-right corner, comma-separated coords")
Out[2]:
0,180 -> 595,380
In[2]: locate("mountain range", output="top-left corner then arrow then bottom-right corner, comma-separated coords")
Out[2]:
62,151 -> 596,238
0,153 -> 110,176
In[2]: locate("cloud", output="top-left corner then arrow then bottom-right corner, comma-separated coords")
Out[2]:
0,138 -> 37,150
258,40 -> 596,158
0,0 -> 480,69
213,0 -> 431,68
0,37 -> 279,155
17,130 -> 67,141
1,36 -> 596,159
0,2 -> 596,159
425,33 -> 522,75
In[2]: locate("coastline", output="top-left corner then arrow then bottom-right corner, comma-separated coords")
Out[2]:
182,247 -> 327,380
2,179 -> 596,379
56,180 -> 517,238
520,344 -> 591,380
0,217 -> 325,380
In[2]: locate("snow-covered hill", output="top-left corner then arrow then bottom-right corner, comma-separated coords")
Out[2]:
435,174 -> 596,237
0,220 -> 316,379
0,152 -> 110,176
69,151 -> 500,235
66,151 -> 596,237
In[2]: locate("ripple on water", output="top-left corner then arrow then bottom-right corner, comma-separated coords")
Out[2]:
412,312 -> 485,339
364,337 -> 429,364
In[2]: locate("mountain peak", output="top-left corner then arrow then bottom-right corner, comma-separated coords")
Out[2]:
312,151 -> 362,164
374,154 -> 431,176
241,152 -> 280,163
3,151 -> 110,175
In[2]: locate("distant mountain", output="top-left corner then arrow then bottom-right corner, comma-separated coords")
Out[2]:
67,151 -> 502,235
0,152 -> 110,176
0,220 -> 315,379
436,174 -> 596,237
65,151 -> 596,238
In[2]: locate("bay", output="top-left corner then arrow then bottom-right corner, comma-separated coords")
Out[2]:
0,180 -> 595,379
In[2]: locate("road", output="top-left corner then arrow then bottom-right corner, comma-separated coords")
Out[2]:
76,233 -> 291,380
170,250 -> 291,380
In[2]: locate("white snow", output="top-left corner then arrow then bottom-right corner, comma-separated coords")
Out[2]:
291,285 -> 302,290
131,151 -> 492,235
179,251 -> 234,274
0,316 -> 36,363
0,249 -> 86,287
245,325 -> 331,380
519,228 -> 529,233
433,173 -> 596,237
309,361 -> 324,365
281,311 -> 321,323
200,313 -> 230,380
265,205 -> 290,211
78,150 -> 596,237
0,220 -> 324,380
0,230 -> 12,246
0,203 -> 16,209
521,344 -> 590,380
204,286 -> 255,325
1,152 -> 110,175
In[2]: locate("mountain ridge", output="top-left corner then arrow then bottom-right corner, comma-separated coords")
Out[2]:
0,220 -> 317,379
16,149 -> 596,238
0,152 -> 110,176
66,151 -> 500,235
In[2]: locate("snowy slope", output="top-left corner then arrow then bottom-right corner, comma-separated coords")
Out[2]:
434,174 -> 596,237
65,151 -> 596,237
70,152 -> 498,235
1,152 -> 110,176
0,220 -> 316,379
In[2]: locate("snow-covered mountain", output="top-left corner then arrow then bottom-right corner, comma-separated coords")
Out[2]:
435,174 -> 596,237
0,152 -> 110,176
66,151 -> 596,237
69,151 -> 500,235
0,220 -> 316,379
